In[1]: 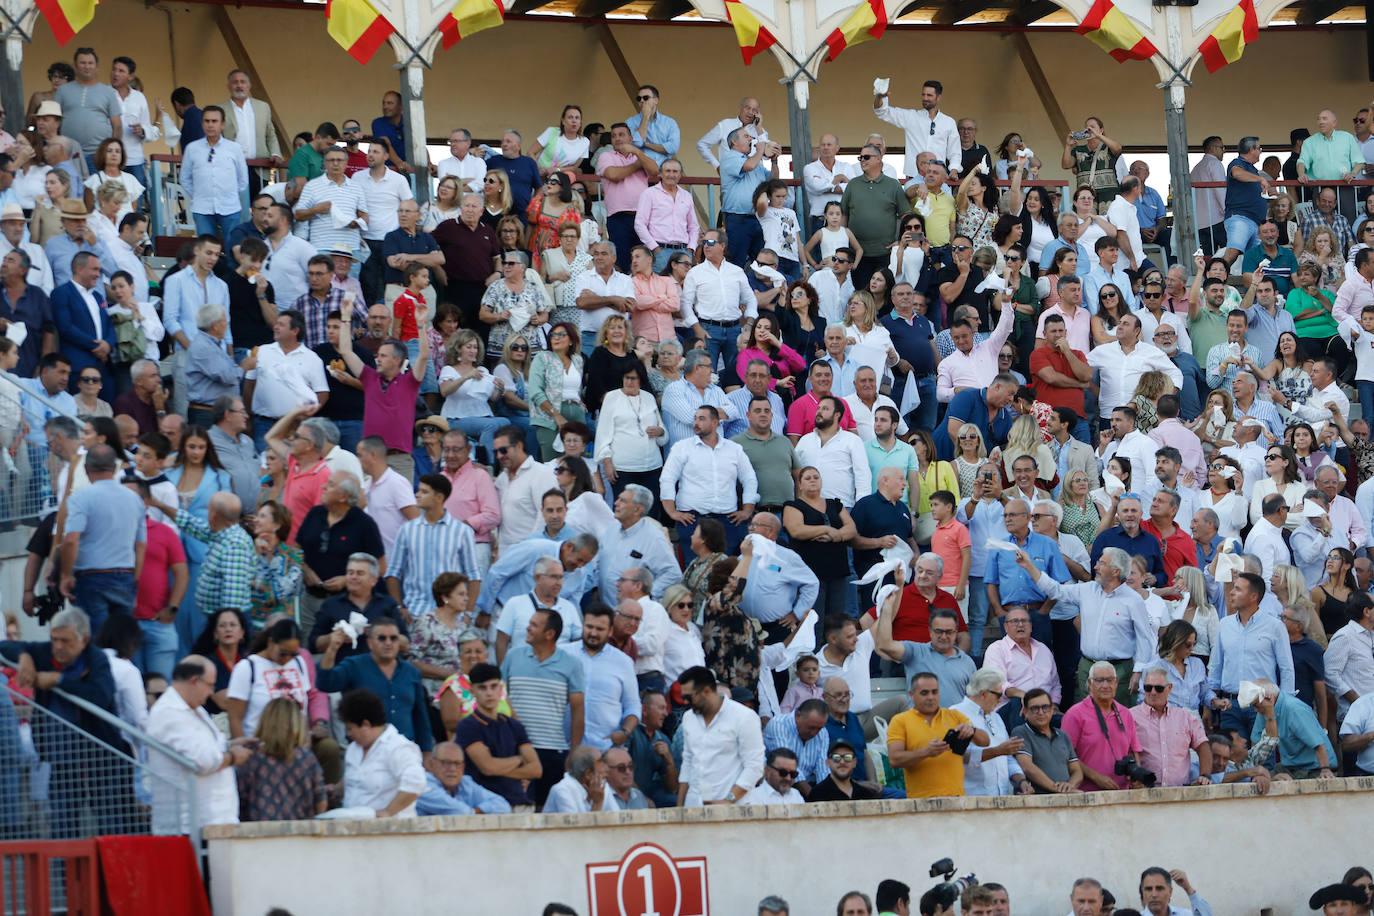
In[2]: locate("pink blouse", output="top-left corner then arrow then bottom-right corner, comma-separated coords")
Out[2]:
736,344 -> 806,390
630,273 -> 680,342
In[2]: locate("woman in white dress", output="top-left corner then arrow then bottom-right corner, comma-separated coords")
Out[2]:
83,138 -> 142,221
1071,185 -> 1115,273
557,456 -> 614,538
594,362 -> 666,503
528,105 -> 590,178
1249,443 -> 1306,530
1196,456 -> 1248,541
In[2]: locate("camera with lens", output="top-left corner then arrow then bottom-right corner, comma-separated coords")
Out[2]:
942,728 -> 973,755
920,859 -> 978,915
1114,757 -> 1157,787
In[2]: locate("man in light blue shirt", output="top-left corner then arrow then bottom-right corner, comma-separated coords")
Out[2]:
61,445 -> 147,635
1129,161 -> 1170,259
1037,212 -> 1091,274
984,498 -> 1070,645
415,742 -> 513,815
625,86 -> 680,166
1209,571 -> 1295,734
660,353 -> 737,449
44,214 -> 112,288
952,669 -> 1029,796
1239,276 -> 1295,367
476,534 -> 598,617
1137,866 -> 1215,916
723,360 -> 785,438
761,700 -> 830,792
184,305 -> 240,420
162,235 -> 230,417
179,105 -> 248,241
567,606 -> 640,752
596,485 -> 681,602
719,127 -> 777,268
738,514 -> 818,632
1081,237 -> 1137,315
874,598 -> 976,703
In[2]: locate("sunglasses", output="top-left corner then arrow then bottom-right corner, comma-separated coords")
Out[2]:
703,239 -> 721,247
1142,683 -> 1168,693
1026,704 -> 1052,713
1101,292 -> 1118,299
828,753 -> 856,763
511,343 -> 529,351
373,634 -> 400,642
494,446 -> 510,456
637,94 -> 653,101
1141,291 -> 1162,299
79,376 -> 101,383
858,154 -> 875,161
770,766 -> 798,779
833,258 -> 850,265
951,245 -> 971,252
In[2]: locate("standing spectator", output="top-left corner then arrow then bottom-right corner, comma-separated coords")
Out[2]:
500,608 -> 585,807
1189,136 -> 1227,255
873,79 -> 960,181
662,349 -> 738,449
245,311 -> 330,449
795,396 -> 869,509
432,128 -> 486,194
145,654 -> 250,833
661,405 -> 758,554
336,297 -> 429,484
490,423 -> 558,550
626,85 -> 680,167
294,147 -> 368,253
179,107 -> 247,242
339,688 -> 427,818
356,437 -> 419,557
235,696 -> 327,821
453,661 -> 542,810
596,124 -> 658,271
719,130 -> 778,268
386,473 -> 480,619
951,668 -> 1032,796
162,235 -> 228,416
263,202 -> 314,310
50,249 -> 115,394
634,159 -> 698,273
58,445 -> 146,633
147,490 -> 253,646
982,605 -> 1059,726
1324,591 -> 1374,726
1208,572 -> 1295,732
318,617 -> 433,753
382,199 -> 443,310
1061,660 -> 1144,790
1298,110 -> 1366,223
482,131 -> 541,215
437,428 -> 501,569
184,305 -> 240,426
350,139 -> 413,305
568,604 -> 641,752
295,473 -> 385,635
109,57 -> 156,190
886,671 -> 988,798
133,511 -> 188,681
54,48 -> 121,170
675,665 -> 765,806
841,143 -> 909,287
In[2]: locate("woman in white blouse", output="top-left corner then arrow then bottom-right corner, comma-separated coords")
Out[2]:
595,361 -> 666,501
660,584 -> 705,684
1249,443 -> 1306,530
1197,456 -> 1248,541
841,291 -> 898,371
338,689 -> 426,819
9,133 -> 49,213
439,330 -> 507,466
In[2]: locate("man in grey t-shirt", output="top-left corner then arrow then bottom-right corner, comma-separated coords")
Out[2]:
54,48 -> 122,163
59,445 -> 147,635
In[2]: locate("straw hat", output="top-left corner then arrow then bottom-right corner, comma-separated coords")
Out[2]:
34,100 -> 62,119
415,416 -> 449,433
57,199 -> 89,219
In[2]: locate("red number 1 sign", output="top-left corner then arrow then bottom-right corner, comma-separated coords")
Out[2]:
586,843 -> 709,916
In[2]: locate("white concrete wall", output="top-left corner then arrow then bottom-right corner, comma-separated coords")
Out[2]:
206,778 -> 1374,916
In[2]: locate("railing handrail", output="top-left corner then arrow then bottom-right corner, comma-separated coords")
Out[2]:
1190,178 -> 1374,188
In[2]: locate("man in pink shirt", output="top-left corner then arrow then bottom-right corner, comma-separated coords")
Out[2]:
441,428 -> 501,571
786,361 -> 856,443
596,123 -> 659,272
1129,665 -> 1211,787
1060,660 -> 1143,790
133,515 -> 189,680
1034,276 -> 1092,353
936,290 -> 1015,403
265,404 -> 333,543
1147,394 -> 1206,487
982,606 -> 1059,727
634,157 -> 699,272
358,436 -> 419,556
928,490 -> 971,611
337,297 -> 430,485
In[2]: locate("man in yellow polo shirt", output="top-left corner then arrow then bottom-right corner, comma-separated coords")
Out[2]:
887,670 -> 989,797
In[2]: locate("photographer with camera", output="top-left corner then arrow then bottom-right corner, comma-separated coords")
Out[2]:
1061,660 -> 1147,791
919,862 -> 990,916
1129,666 -> 1212,787
886,664 -> 989,797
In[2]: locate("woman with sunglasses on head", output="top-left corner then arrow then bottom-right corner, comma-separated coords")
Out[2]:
493,335 -> 540,457
1144,619 -> 1223,725
525,171 -> 580,273
479,250 -> 548,365
1197,455 -> 1247,540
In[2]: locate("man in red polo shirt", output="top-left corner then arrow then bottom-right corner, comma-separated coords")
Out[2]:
1140,489 -> 1198,582
865,553 -> 968,652
1029,312 -> 1093,443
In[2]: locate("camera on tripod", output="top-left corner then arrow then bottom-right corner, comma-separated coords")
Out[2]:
920,859 -> 978,915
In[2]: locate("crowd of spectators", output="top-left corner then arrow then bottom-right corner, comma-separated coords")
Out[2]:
5,51 -> 1374,859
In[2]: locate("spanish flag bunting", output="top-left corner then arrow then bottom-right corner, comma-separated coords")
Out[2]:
824,0 -> 888,62
327,0 -> 395,65
1074,0 -> 1158,62
724,0 -> 779,65
438,0 -> 505,49
35,0 -> 99,46
1198,0 -> 1258,73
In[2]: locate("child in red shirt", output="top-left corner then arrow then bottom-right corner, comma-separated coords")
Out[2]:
391,262 -> 430,343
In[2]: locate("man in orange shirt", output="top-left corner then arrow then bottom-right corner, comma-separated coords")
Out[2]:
886,670 -> 988,798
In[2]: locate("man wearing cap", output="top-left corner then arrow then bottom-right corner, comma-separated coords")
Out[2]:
805,738 -> 881,801
44,199 -> 112,289
32,101 -> 86,180
0,204 -> 52,293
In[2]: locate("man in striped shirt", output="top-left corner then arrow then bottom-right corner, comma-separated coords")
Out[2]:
385,473 -> 480,619
500,608 -> 585,808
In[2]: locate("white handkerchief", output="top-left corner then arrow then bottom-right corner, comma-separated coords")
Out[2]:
1103,472 -> 1126,496
985,539 -> 1020,552
1020,147 -> 1035,160
4,320 -> 25,346
974,158 -> 989,175
873,77 -> 890,94
1237,680 -> 1265,708
333,610 -> 371,648
1226,342 -> 1242,360
750,260 -> 786,288
747,533 -> 778,567
872,584 -> 900,613
1302,502 -> 1328,519
1218,466 -> 1237,480
1214,552 -> 1246,583
975,274 -> 1007,295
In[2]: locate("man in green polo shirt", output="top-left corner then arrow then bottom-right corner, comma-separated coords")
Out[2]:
865,405 -> 919,504
841,142 -> 909,289
730,395 -> 800,513
1297,108 -> 1366,223
286,121 -> 340,205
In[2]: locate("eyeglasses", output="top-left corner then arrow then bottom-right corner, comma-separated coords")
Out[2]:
769,765 -> 798,779
1142,683 -> 1169,693
957,434 -> 979,440
615,611 -> 642,622
825,690 -> 851,699
1025,704 -> 1053,713
1101,292 -> 1118,299
554,465 -> 569,474
828,753 -> 856,763
484,177 -> 497,184
858,154 -> 875,161
930,628 -> 957,636
1089,676 -> 1118,684
79,375 -> 101,383
420,425 -> 442,434
373,634 -> 400,642
1006,255 -> 1022,262
436,757 -> 465,768
951,245 -> 971,252
502,261 -> 522,267
1209,463 -> 1227,470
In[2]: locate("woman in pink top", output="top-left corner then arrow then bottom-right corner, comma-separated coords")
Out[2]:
735,313 -> 805,395
629,245 -> 679,343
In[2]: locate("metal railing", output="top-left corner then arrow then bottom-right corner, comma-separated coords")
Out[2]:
0,369 -> 80,529
0,663 -> 203,912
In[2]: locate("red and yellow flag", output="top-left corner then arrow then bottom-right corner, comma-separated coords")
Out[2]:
35,0 -> 99,46
326,0 -> 395,64
1199,0 -> 1258,73
1074,0 -> 1158,62
724,0 -> 779,65
438,0 -> 505,49
824,0 -> 888,62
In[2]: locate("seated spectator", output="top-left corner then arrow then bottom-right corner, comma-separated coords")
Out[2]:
761,698 -> 830,797
415,741 -> 512,816
544,744 -> 616,813
952,667 -> 1032,796
308,552 -> 402,660
603,746 -> 651,810
1203,731 -> 1273,792
779,655 -> 824,715
1128,665 -> 1212,787
627,688 -> 679,809
316,617 -> 433,754
436,628 -> 508,737
453,662 -> 542,810
236,697 -> 327,821
738,747 -> 805,806
806,739 -> 881,802
1250,677 -> 1336,780
886,671 -> 989,798
338,688 -> 427,818
1012,688 -> 1085,794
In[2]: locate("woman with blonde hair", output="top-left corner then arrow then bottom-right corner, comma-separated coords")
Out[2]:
1149,618 -> 1225,726
910,429 -> 958,545
1268,191 -> 1302,252
1129,370 -> 1173,435
29,165 -> 72,246
1126,554 -> 1169,631
87,180 -> 128,246
439,329 -> 506,464
494,334 -> 539,456
236,697 -> 327,821
480,169 -> 514,229
841,290 -> 899,370
421,175 -> 462,231
1167,566 -> 1219,663
1299,225 -> 1344,295
1059,468 -> 1106,550
999,414 -> 1055,485
1189,389 -> 1236,452
952,422 -> 987,498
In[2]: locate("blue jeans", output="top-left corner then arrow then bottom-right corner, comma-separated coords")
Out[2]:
966,575 -> 989,658
652,247 -> 686,273
675,514 -> 744,557
606,212 -> 639,273
252,415 -> 277,452
450,415 -> 508,466
1359,381 -> 1374,423
194,211 -> 241,243
72,571 -> 136,637
702,322 -> 740,383
1073,417 -> 1092,444
722,212 -> 763,267
134,619 -> 178,681
1224,215 -> 1260,253
1220,703 -> 1257,738
335,419 -> 364,453
581,330 -> 598,359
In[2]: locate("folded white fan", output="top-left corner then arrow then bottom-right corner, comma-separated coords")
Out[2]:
873,77 -> 890,94
974,273 -> 1007,295
4,320 -> 25,346
750,260 -> 786,288
332,611 -> 371,649
1218,466 -> 1237,480
985,539 -> 1020,553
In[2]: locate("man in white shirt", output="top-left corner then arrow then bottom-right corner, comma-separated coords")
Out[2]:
357,437 -> 420,556
542,744 -> 617,813
146,654 -> 249,834
0,204 -> 53,292
493,424 -> 558,550
681,227 -> 755,377
1244,494 -> 1291,581
241,310 -> 329,445
675,666 -> 766,806
616,568 -> 672,688
802,133 -> 855,232
795,395 -> 870,509
843,366 -> 906,442
1325,594 -> 1374,723
432,128 -> 487,194
350,140 -> 414,306
661,404 -> 758,554
873,78 -> 961,180
494,554 -> 582,662
1289,357 -> 1352,426
1315,464 -> 1368,553
696,97 -> 768,171
1086,314 -> 1182,421
810,246 -> 856,324
263,202 -> 315,309
1135,278 -> 1193,355
1220,418 -> 1270,499
110,56 -> 159,191
1106,175 -> 1146,271
294,147 -> 368,253
573,240 -> 635,357
1099,404 -> 1161,483
951,668 -> 1031,796
738,748 -> 805,806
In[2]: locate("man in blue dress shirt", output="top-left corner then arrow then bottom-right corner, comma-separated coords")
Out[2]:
984,498 -> 1070,647
596,485 -> 681,603
625,86 -> 681,167
475,534 -> 598,618
567,605 -> 641,752
1090,494 -> 1166,586
1209,572 -> 1295,734
415,742 -> 513,815
738,513 -> 818,643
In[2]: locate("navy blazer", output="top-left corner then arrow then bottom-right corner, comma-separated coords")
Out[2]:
50,281 -> 116,394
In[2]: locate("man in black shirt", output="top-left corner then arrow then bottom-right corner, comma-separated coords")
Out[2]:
313,309 -> 373,453
225,236 -> 275,355
936,235 -> 988,328
1282,603 -> 1328,721
806,739 -> 880,802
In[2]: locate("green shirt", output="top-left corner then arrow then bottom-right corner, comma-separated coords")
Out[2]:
865,437 -> 919,502
1285,286 -> 1339,337
1188,305 -> 1229,361
287,143 -> 324,182
1297,130 -> 1364,180
840,174 -> 910,256
730,428 -> 801,507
